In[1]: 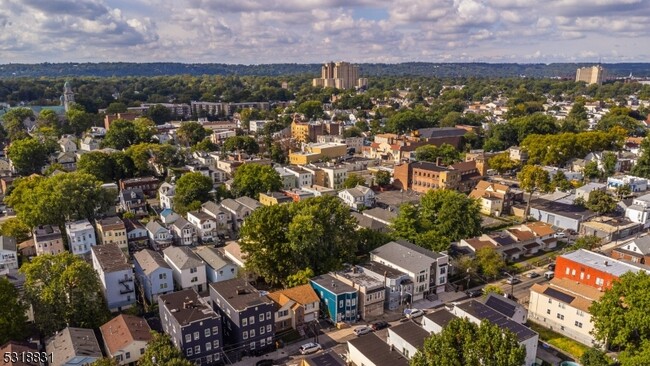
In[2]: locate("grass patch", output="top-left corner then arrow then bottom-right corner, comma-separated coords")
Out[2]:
529,321 -> 589,359
277,328 -> 303,344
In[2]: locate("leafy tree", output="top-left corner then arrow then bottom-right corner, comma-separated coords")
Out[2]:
240,196 -> 357,286
37,109 -> 60,128
191,139 -> 218,153
375,170 -> 391,186
580,347 -> 614,366
65,104 -> 94,135
483,284 -> 504,296
103,119 -> 141,150
177,122 -> 211,146
392,190 -> 482,252
590,271 -> 650,357
355,227 -> 393,255
223,136 -> 259,155
0,277 -> 28,344
571,235 -> 602,251
231,164 -> 282,199
585,190 -> 616,215
105,102 -> 128,114
286,268 -> 315,288
2,107 -> 34,140
0,217 -> 31,243
510,113 -> 559,143
631,136 -> 650,178
476,247 -> 506,278
296,100 -> 324,120
342,126 -> 363,138
7,137 -> 51,175
488,152 -> 519,174
77,152 -> 118,182
602,152 -> 617,177
269,142 -> 287,164
133,117 -> 157,143
138,332 -> 193,366
596,107 -> 642,134
343,173 -> 367,188
616,184 -> 632,199
174,172 -> 213,215
411,318 -> 526,366
584,161 -> 602,180
414,144 -> 462,165
618,339 -> 650,366
518,165 -> 551,221
90,358 -> 120,366
21,252 -> 110,335
385,109 -> 430,134
145,104 -> 173,125
551,170 -> 573,192
483,123 -> 518,152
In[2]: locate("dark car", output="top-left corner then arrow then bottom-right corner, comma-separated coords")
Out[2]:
256,360 -> 274,366
466,289 -> 483,298
548,263 -> 556,271
372,321 -> 390,331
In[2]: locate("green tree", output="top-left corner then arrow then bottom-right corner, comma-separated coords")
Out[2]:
374,170 -> 391,186
616,184 -> 632,199
585,190 -> 616,215
223,136 -> 259,155
133,117 -> 157,143
138,332 -> 193,366
0,277 -> 28,344
411,318 -> 526,366
415,144 -> 462,165
2,107 -> 34,140
191,139 -> 219,153
77,152 -> 118,182
602,152 -> 617,177
483,284 -> 504,296
551,170 -> 573,191
177,122 -> 211,146
231,164 -> 282,199
343,173 -> 367,188
618,339 -> 650,366
105,102 -> 128,114
145,104 -> 173,125
296,100 -> 324,120
584,161 -> 602,180
580,347 -> 614,366
0,217 -> 31,243
7,137 -> 51,175
174,172 -> 213,215
488,152 -> 519,174
571,235 -> 602,250
631,136 -> 650,178
103,119 -> 140,150
90,358 -> 120,366
517,165 -> 551,221
286,268 -> 315,288
476,247 -> 506,278
21,252 -> 110,335
65,104 -> 94,135
37,109 -> 60,128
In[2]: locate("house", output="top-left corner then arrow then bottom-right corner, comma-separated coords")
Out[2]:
285,166 -> 314,188
580,216 -> 642,243
259,191 -> 293,206
91,243 -> 136,311
65,219 -> 97,257
318,164 -> 348,190
18,239 -> 36,258
193,246 -> 237,283
124,219 -> 149,251
33,225 -> 65,256
58,134 -> 78,152
163,246 -> 207,293
133,249 -> 174,303
209,278 -> 275,358
347,333 -> 409,366
283,188 -> 316,202
575,182 -> 607,202
45,327 -> 102,366
310,274 -> 358,324
529,277 -> 604,347
0,341 -> 40,366
100,314 -> 152,365
625,193 -> 650,228
450,301 -> 538,366
483,293 -> 527,324
386,321 -> 430,360
96,216 -> 127,252
351,212 -> 389,233
119,176 -> 160,198
187,211 -> 217,243
119,188 -> 148,217
370,240 -> 448,301
358,261 -> 413,310
508,146 -> 528,162
607,174 -> 648,193
159,182 -> 175,210
361,207 -> 397,226
201,201 -> 232,234
338,185 -> 375,211
220,197 -> 261,230
421,308 -> 458,334
79,136 -> 100,151
160,208 -> 179,225
145,221 -> 173,251
470,180 -> 519,216
0,236 -> 18,271
611,235 -> 650,264
53,151 -> 77,171
332,266 -> 385,319
516,198 -> 597,231
274,167 -> 298,190
171,217 -> 198,246
158,289 -> 223,365
267,284 -> 320,332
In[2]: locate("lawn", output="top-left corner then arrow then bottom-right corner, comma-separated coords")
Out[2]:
529,321 -> 589,360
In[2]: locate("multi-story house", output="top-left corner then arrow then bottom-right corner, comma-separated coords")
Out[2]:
96,216 -> 127,252
386,321 -> 430,360
359,261 -> 413,311
469,180 -> 520,217
65,219 -> 97,257
159,182 -> 175,210
80,136 -> 100,151
393,161 -> 460,193
0,236 -> 18,271
160,208 -> 180,225
284,166 -> 313,188
133,249 -> 174,303
159,289 -> 223,365
201,201 -> 232,234
193,246 -> 238,283
310,274 -> 358,324
332,266 -> 385,319
91,243 -> 136,312
337,185 -> 375,211
100,314 -> 152,365
171,217 -> 198,246
209,278 -> 275,359
119,188 -> 148,217
187,211 -> 217,243
119,176 -> 160,198
611,236 -> 650,264
625,193 -> 650,228
33,225 -> 65,256
267,284 -> 320,332
607,174 -> 648,193
274,167 -> 298,190
145,221 -> 173,251
58,135 -> 78,152
124,219 -> 149,251
370,240 -> 448,302
318,164 -> 348,190
163,246 -> 207,293
46,327 -> 103,366
220,197 -> 261,231
258,192 -> 293,206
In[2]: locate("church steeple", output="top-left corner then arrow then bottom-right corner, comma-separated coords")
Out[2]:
63,80 -> 75,112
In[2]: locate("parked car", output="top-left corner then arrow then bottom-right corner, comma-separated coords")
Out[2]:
526,272 -> 540,278
299,342 -> 322,355
544,271 -> 555,280
371,321 -> 390,331
404,308 -> 425,319
506,277 -> 521,285
547,263 -> 556,271
554,232 -> 567,239
354,325 -> 373,336
466,289 -> 483,298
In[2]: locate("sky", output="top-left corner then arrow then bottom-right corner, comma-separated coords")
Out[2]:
0,0 -> 649,64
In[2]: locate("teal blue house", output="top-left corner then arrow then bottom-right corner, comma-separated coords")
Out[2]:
310,274 -> 358,324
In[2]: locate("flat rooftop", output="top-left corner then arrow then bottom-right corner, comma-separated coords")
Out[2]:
455,300 -> 537,342
561,249 -> 648,277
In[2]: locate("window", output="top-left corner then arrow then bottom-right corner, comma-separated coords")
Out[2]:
267,336 -> 272,345
194,345 -> 200,354
546,309 -> 551,315
577,310 -> 584,317
557,313 -> 564,320
261,338 -> 266,347
250,329 -> 255,338
125,352 -> 131,359
140,348 -> 145,355
259,314 -> 264,322
190,268 -> 197,273
205,329 -> 211,337
596,277 -> 604,286
213,340 -> 219,349
339,300 -> 344,308
351,298 -> 356,306
260,326 -> 265,335
575,321 -> 583,328
194,331 -> 200,340
266,325 -> 272,333
185,334 -> 192,343
548,298 -> 552,304
212,326 -> 218,334
266,311 -> 271,320
250,342 -> 256,350
159,273 -> 167,279
558,303 -> 566,309
243,331 -> 248,340
161,282 -> 168,289
565,267 -> 570,275
206,342 -> 212,351
249,316 -> 255,325
242,318 -> 248,326
187,348 -> 193,356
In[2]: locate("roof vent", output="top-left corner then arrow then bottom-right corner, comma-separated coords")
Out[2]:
183,301 -> 194,309
604,261 -> 609,266
236,287 -> 248,295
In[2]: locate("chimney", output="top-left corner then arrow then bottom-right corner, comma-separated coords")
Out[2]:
331,281 -> 336,288
604,261 -> 608,266
183,300 -> 194,309
436,157 -> 443,166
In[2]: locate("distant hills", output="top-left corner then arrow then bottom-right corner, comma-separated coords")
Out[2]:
1,62 -> 650,79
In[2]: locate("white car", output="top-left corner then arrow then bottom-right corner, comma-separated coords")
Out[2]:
405,308 -> 425,319
299,342 -> 322,355
354,325 -> 373,336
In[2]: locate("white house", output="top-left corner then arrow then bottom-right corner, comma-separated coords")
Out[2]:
145,221 -> 173,251
171,217 -> 198,246
338,185 -> 375,211
201,201 -> 232,234
91,243 -> 136,312
0,236 -> 18,271
625,193 -> 650,228
347,333 -> 409,366
575,182 -> 607,202
607,175 -> 648,193
59,134 -> 78,152
386,321 -> 430,360
158,182 -> 175,210
284,166 -> 313,188
163,246 -> 207,293
133,249 -> 174,303
100,314 -> 152,366
80,137 -> 100,151
187,211 -> 217,243
220,197 -> 261,230
65,219 -> 97,256
46,327 -> 103,366
193,246 -> 238,283
275,167 -> 298,190
160,208 -> 179,225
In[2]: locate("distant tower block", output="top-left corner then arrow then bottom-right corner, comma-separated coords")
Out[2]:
576,65 -> 605,85
63,80 -> 75,112
313,61 -> 367,89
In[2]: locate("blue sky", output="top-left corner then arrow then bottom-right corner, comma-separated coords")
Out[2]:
0,0 -> 648,63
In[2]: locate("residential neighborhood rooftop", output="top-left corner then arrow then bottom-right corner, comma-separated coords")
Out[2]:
92,243 -> 131,272
389,321 -> 430,350
134,249 -> 170,275
100,314 -> 152,356
209,278 -> 273,311
454,301 -> 537,342
163,246 -> 204,270
347,333 -> 409,366
159,289 -> 219,325
561,249 -> 648,277
46,327 -> 102,366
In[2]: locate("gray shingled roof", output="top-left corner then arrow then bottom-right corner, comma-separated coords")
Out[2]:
193,246 -> 231,270
133,249 -> 170,275
629,235 -> 650,255
371,240 -> 443,271
0,236 -> 17,252
46,327 -> 102,366
145,220 -> 167,234
163,246 -> 204,270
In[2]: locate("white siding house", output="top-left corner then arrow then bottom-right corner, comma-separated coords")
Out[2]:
91,243 -> 136,312
163,246 -> 207,293
65,219 -> 97,256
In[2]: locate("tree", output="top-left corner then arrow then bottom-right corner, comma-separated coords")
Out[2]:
551,170 -> 573,192
0,277 -> 28,344
483,284 -> 504,296
488,152 -> 519,174
580,347 -> 614,366
223,136 -> 259,155
616,184 -> 632,199
65,104 -> 94,135
584,161 -> 602,180
411,318 -> 526,366
585,190 -> 617,215
343,173 -> 367,188
145,104 -> 173,125
618,339 -> 650,366
286,268 -> 315,288
2,107 -> 34,140
632,136 -> 650,178
296,100 -> 324,120
77,152 -> 118,182
103,119 -> 140,150
414,144 -> 462,165
342,126 -> 363,138
572,235 -> 602,250
476,247 -> 506,279
105,102 -> 128,114
239,196 -> 357,286
375,170 -> 391,186
517,165 -> 551,221
7,137 -> 51,175
133,117 -> 157,143
602,152 -> 617,177
90,358 -> 120,366
231,164 -> 282,199
177,122 -> 211,146
21,252 -> 110,335
37,109 -> 60,128
191,139 -> 218,153
174,172 -> 213,215
0,218 -> 31,243
138,332 -> 193,366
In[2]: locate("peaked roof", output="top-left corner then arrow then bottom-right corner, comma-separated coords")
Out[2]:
0,236 -> 17,252
163,246 -> 204,270
145,220 -> 167,234
100,314 -> 152,356
267,284 -> 319,307
628,235 -> 650,254
134,249 -> 170,275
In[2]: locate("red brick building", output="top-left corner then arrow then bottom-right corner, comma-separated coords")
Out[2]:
555,249 -> 648,290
